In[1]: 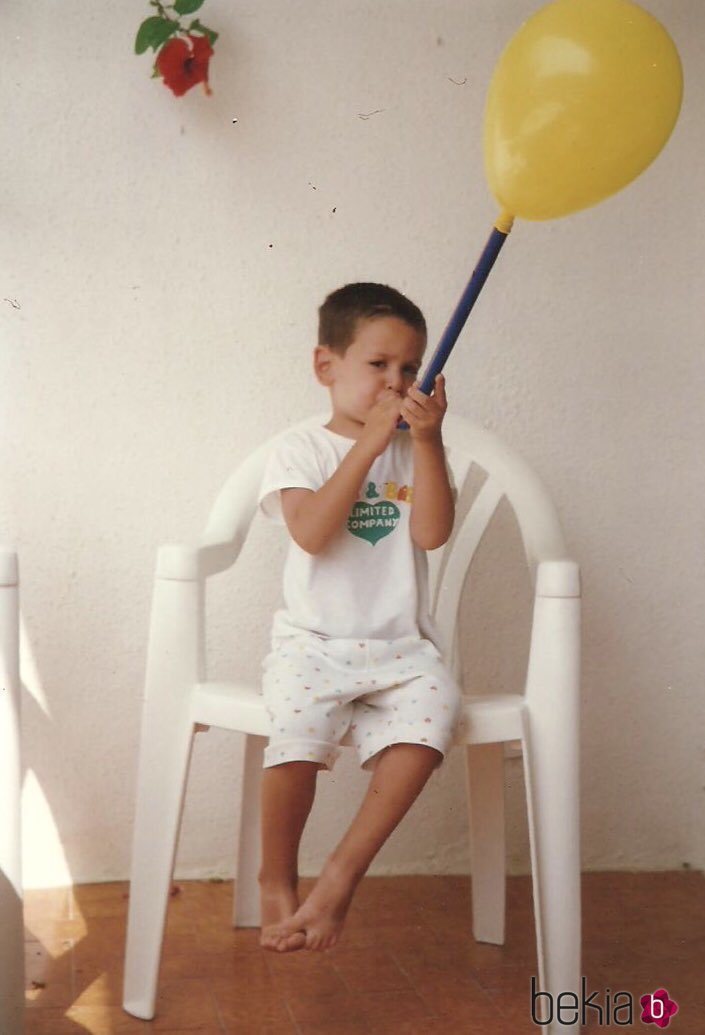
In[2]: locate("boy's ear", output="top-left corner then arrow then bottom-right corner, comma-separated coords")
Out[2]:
313,345 -> 336,387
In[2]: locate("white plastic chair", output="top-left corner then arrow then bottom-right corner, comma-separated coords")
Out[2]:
123,412 -> 581,1033
0,549 -> 24,1035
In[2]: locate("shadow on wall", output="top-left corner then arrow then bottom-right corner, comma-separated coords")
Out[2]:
13,603 -> 94,1031
20,744 -> 88,1035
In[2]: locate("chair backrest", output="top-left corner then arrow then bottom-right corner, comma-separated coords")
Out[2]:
201,413 -> 568,675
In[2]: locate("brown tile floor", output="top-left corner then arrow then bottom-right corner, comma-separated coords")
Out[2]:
23,872 -> 703,1034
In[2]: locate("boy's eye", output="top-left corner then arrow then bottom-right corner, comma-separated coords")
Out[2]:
370,361 -> 418,376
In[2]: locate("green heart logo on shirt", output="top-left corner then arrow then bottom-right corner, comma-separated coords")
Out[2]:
347,500 -> 400,545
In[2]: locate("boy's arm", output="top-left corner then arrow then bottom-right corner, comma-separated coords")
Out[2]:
281,390 -> 403,555
399,373 -> 454,551
409,435 -> 455,551
282,439 -> 377,555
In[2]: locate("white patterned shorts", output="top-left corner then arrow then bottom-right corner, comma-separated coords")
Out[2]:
260,632 -> 463,772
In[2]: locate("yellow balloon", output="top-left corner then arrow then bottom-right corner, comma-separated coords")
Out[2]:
483,0 -> 683,220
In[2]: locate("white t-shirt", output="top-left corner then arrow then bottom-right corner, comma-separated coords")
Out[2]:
258,424 -> 451,645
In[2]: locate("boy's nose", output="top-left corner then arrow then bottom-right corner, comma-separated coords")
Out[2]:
386,371 -> 404,392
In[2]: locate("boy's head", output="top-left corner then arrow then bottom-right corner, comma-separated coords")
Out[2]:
317,282 -> 426,357
314,283 -> 427,435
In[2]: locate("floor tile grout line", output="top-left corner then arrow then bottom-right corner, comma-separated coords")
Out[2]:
209,987 -> 229,1034
387,941 -> 511,1023
328,956 -> 355,996
283,995 -> 305,1034
66,936 -> 78,1008
384,950 -> 443,1021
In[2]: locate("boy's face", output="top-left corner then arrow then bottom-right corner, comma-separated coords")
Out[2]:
315,316 -> 426,431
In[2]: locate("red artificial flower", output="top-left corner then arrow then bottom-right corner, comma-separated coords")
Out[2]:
156,34 -> 213,97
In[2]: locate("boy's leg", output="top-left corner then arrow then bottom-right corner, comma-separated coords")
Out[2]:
270,742 -> 441,950
259,760 -> 322,952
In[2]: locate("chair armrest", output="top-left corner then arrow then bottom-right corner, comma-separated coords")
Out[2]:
155,544 -> 201,581
535,559 -> 580,599
524,560 -> 581,710
156,542 -> 245,582
144,547 -> 206,697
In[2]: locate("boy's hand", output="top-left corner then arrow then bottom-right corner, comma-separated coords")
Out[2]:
399,374 -> 447,443
359,388 -> 403,458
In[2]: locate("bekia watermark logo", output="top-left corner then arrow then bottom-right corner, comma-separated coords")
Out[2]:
640,989 -> 679,1028
531,977 -> 679,1027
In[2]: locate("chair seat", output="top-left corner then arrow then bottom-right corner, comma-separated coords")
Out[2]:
191,681 -> 527,747
457,693 -> 526,744
192,682 -> 270,737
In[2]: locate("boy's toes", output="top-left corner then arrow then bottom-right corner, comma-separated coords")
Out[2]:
277,931 -> 306,952
276,914 -> 308,940
260,928 -> 282,951
261,922 -> 305,953
265,914 -> 307,952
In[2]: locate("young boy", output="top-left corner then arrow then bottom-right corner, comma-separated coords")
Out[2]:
256,282 -> 463,953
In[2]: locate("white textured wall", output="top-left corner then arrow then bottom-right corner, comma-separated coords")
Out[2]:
2,0 -> 703,888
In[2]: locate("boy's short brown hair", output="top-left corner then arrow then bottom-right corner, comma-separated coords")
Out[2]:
318,282 -> 426,355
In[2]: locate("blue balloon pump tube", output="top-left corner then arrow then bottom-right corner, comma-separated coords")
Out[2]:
397,215 -> 513,429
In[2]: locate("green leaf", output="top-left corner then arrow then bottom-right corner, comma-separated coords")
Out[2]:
135,16 -> 178,55
189,18 -> 219,46
174,0 -> 204,14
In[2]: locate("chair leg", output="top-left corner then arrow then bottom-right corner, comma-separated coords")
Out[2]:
522,708 -> 581,1033
233,734 -> 266,928
123,711 -> 195,1020
465,742 -> 506,944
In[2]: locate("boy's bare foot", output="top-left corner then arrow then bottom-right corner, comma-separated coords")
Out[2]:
259,882 -> 307,952
268,856 -> 360,951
